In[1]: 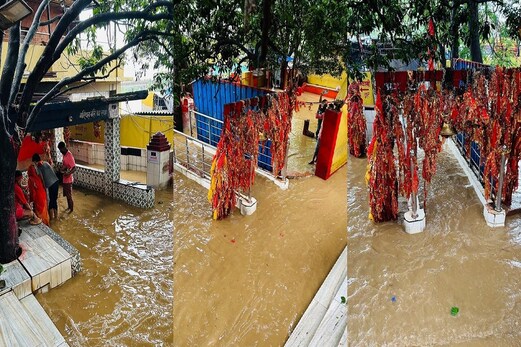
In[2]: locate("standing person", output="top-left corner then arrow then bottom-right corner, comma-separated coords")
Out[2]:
32,153 -> 59,220
27,163 -> 50,226
315,90 -> 328,138
309,114 -> 325,165
41,131 -> 54,165
58,141 -> 76,213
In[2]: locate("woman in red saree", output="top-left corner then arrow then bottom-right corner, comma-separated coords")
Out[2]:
28,164 -> 50,226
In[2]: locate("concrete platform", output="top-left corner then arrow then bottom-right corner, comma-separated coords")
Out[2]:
0,222 -> 77,346
18,232 -> 72,293
0,291 -> 68,347
285,247 -> 347,347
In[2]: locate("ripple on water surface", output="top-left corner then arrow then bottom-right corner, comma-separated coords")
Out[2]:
37,189 -> 173,346
174,166 -> 346,346
348,146 -> 521,346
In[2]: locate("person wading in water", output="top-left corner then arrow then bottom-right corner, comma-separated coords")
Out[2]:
58,142 -> 76,213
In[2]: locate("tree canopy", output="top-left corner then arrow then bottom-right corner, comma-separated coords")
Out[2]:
345,0 -> 521,72
171,0 -> 350,91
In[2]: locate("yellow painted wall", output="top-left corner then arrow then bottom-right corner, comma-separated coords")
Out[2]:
120,115 -> 173,148
349,72 -> 374,107
330,105 -> 348,173
336,75 -> 349,101
307,72 -> 347,90
70,115 -> 173,148
142,91 -> 155,108
309,71 -> 375,107
70,122 -> 106,143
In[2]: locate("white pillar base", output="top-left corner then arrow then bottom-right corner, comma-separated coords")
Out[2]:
239,197 -> 257,216
403,209 -> 426,234
483,204 -> 506,227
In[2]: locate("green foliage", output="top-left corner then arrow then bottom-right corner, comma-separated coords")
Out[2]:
78,45 -> 107,76
503,1 -> 521,40
345,0 -> 521,75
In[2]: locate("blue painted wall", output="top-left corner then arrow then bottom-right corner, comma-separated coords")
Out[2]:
191,79 -> 273,171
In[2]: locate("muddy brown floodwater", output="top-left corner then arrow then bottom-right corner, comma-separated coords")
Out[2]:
348,144 -> 521,346
173,90 -> 346,345
173,165 -> 346,345
36,184 -> 173,346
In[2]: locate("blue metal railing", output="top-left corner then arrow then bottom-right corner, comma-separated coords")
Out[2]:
191,79 -> 273,171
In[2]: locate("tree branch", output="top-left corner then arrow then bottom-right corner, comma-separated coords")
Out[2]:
52,80 -> 94,99
26,31 -> 154,128
9,0 -> 51,107
151,36 -> 174,58
20,0 -> 172,120
51,64 -> 121,100
53,3 -> 172,62
19,0 -> 93,118
259,0 -> 272,66
1,24 -> 20,107
211,36 -> 256,60
39,15 -> 62,27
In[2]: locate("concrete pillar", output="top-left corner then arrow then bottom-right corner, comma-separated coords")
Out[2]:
52,128 -> 64,163
146,132 -> 171,189
104,105 -> 121,196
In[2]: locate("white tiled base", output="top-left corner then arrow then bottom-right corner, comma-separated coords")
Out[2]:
403,209 -> 426,234
0,291 -> 67,346
483,204 -> 506,227
239,197 -> 257,216
0,261 -> 31,299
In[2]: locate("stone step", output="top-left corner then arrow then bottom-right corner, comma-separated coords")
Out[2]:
0,291 -> 66,346
20,294 -> 68,346
284,247 -> 347,347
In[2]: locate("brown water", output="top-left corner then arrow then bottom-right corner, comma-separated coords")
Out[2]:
36,184 -> 173,346
348,144 -> 521,346
173,164 -> 346,345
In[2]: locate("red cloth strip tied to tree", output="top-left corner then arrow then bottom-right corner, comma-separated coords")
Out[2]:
208,92 -> 293,220
483,67 -> 515,203
366,91 -> 398,222
367,67 -> 521,222
348,82 -> 366,157
504,69 -> 521,205
401,92 -> 421,199
263,92 -> 292,175
413,84 -> 443,208
208,117 -> 236,220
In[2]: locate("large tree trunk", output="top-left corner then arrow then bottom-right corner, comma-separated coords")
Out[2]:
450,2 -> 460,60
0,125 -> 20,264
258,0 -> 272,67
280,59 -> 288,89
439,44 -> 447,69
468,0 -> 483,63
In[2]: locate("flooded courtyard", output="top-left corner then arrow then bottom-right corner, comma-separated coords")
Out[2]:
173,171 -> 345,345
348,144 -> 521,346
36,183 -> 173,346
173,89 -> 346,345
